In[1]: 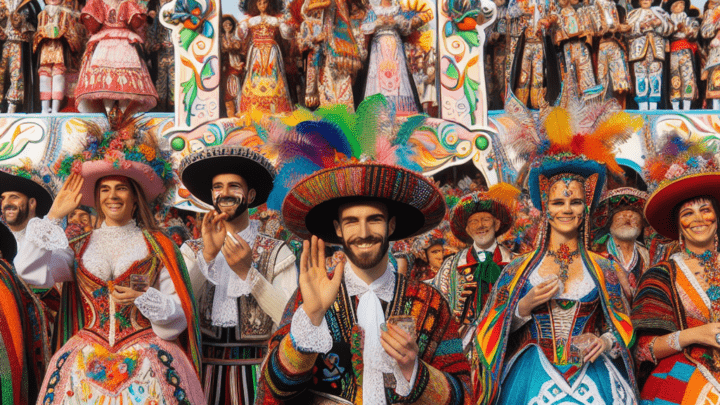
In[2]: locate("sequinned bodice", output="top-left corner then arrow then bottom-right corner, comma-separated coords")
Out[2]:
75,237 -> 160,347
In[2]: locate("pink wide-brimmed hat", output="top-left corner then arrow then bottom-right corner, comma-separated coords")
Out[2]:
57,129 -> 173,208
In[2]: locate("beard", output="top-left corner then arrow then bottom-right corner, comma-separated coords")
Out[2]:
341,235 -> 390,270
2,202 -> 28,227
213,196 -> 248,221
470,229 -> 496,248
610,223 -> 642,242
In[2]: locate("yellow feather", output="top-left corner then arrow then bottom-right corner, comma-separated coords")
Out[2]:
545,108 -> 573,148
589,112 -> 643,147
487,183 -> 521,210
280,108 -> 317,127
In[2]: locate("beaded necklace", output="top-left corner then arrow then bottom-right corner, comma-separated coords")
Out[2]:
547,243 -> 580,283
686,247 -> 720,301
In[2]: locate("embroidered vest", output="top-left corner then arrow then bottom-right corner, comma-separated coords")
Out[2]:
191,234 -> 285,341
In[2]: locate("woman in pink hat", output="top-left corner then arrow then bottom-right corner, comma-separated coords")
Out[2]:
15,130 -> 204,405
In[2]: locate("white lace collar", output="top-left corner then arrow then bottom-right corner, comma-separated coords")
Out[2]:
11,227 -> 26,243
344,261 -> 396,302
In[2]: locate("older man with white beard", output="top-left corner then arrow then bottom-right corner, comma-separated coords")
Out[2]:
591,187 -> 650,299
432,188 -> 516,350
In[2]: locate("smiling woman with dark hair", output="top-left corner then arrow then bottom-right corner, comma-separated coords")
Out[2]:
632,137 -> 720,404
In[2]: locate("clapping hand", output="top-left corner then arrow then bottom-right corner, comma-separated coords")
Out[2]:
201,210 -> 228,263
222,232 -> 253,279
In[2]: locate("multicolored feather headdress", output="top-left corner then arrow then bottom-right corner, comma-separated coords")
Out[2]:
502,91 -> 643,211
270,95 -> 445,243
643,134 -> 720,240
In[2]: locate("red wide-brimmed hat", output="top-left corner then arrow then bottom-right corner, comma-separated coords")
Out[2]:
643,135 -> 720,240
282,162 -> 446,244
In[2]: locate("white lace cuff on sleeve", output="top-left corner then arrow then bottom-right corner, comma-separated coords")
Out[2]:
26,216 -> 69,251
393,358 -> 419,397
135,287 -> 178,323
226,265 -> 260,298
289,306 -> 333,354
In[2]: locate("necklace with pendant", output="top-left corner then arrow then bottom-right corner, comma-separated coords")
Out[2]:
547,243 -> 580,283
687,248 -> 720,301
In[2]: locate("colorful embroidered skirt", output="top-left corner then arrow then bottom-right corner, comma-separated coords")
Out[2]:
498,345 -> 636,405
641,353 -> 720,404
38,329 -> 204,405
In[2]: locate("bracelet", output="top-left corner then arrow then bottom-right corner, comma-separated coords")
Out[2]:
648,336 -> 659,364
667,331 -> 682,352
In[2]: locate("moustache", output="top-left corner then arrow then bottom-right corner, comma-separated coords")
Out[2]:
215,196 -> 245,207
347,236 -> 384,246
2,204 -> 19,213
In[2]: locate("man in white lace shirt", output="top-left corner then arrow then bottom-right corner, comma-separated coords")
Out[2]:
0,167 -> 57,373
178,145 -> 297,405
256,162 -> 472,405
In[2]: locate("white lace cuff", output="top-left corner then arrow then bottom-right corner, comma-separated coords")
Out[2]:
197,251 -> 221,285
289,306 -> 333,354
226,265 -> 259,298
135,287 -> 177,323
393,358 -> 419,396
26,217 -> 69,251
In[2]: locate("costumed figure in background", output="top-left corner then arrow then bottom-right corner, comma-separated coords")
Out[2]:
631,136 -> 720,404
33,0 -> 82,114
256,95 -> 472,404
666,0 -> 699,110
75,0 -> 158,122
408,227 -> 446,282
475,95 -> 642,404
508,0 -> 551,109
701,0 -> 720,109
590,187 -> 650,300
16,129 -> 204,404
146,0 -> 174,112
179,145 -> 297,405
360,0 -> 432,116
432,186 -> 518,355
548,0 -> 602,99
298,0 -> 367,109
626,0 -> 672,110
590,0 -> 633,105
0,0 -> 39,113
220,14 -> 242,117
0,165 -> 59,388
485,0 -> 509,109
237,0 -> 294,116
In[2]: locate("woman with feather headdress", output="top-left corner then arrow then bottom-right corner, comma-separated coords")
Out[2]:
631,136 -> 720,404
474,94 -> 642,404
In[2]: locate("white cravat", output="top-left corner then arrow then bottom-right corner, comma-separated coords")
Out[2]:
345,262 -> 396,405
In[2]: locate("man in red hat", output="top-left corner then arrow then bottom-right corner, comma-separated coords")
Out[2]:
256,162 -> 472,404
